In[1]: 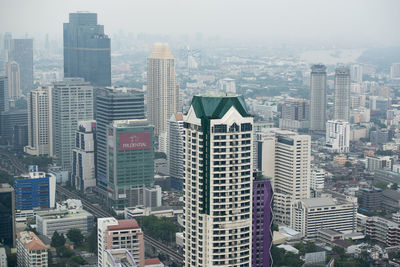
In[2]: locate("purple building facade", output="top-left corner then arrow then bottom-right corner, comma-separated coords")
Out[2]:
252,176 -> 272,267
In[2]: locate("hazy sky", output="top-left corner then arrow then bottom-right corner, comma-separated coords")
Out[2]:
1,0 -> 399,45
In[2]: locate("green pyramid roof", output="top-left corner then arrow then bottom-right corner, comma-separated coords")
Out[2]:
191,95 -> 251,120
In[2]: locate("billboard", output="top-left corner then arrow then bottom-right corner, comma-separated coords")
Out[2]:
119,132 -> 151,151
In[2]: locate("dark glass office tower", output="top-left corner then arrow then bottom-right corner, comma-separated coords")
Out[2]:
9,39 -> 33,94
0,184 -> 16,248
95,88 -> 145,194
63,12 -> 111,87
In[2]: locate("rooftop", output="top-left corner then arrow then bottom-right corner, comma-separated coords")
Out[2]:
17,231 -> 47,251
145,258 -> 162,265
108,219 -> 140,231
191,95 -> 251,120
301,197 -> 336,207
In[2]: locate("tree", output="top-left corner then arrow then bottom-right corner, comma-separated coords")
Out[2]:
375,181 -> 388,190
87,224 -> 98,254
304,241 -> 317,253
332,246 -> 345,257
391,183 -> 399,190
68,255 -> 87,267
67,228 -> 84,246
51,231 -> 66,248
344,161 -> 352,168
56,246 -> 74,257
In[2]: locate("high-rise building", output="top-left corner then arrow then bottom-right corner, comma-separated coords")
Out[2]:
310,64 -> 327,132
52,78 -> 93,171
183,95 -> 253,266
252,176 -> 272,267
0,184 -> 16,247
106,120 -> 154,210
325,120 -> 350,153
147,43 -> 178,142
3,32 -> 12,53
334,67 -> 351,121
95,88 -> 145,194
279,98 -> 310,130
72,120 -> 96,192
310,167 -> 325,194
167,113 -> 184,184
351,64 -> 363,83
6,61 -> 21,99
0,76 -> 8,114
25,86 -> 52,156
0,76 -> 9,139
9,39 -> 33,94
98,218 -> 144,267
13,170 -> 56,210
16,231 -> 48,267
390,63 -> 400,80
63,12 -> 111,87
255,129 -> 311,225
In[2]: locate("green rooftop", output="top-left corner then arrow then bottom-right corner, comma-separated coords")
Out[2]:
191,95 -> 251,120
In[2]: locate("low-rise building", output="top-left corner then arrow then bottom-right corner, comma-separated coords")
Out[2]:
144,258 -> 164,267
0,247 -> 7,267
366,216 -> 400,246
104,248 -> 137,267
382,190 -> 400,212
374,169 -> 400,184
17,231 -> 48,267
366,156 -> 393,172
317,229 -> 344,245
36,208 -> 94,238
358,187 -> 382,212
98,218 -> 144,267
290,196 -> 357,239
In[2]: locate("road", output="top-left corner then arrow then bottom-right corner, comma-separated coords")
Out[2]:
56,185 -> 185,264
0,150 -> 27,174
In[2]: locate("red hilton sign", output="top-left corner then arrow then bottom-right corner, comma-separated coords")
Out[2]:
119,132 -> 151,151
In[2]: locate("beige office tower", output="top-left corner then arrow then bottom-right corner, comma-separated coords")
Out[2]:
24,86 -> 53,156
334,67 -> 351,121
147,43 -> 178,151
183,95 -> 253,267
310,65 -> 327,132
6,61 -> 21,99
255,129 -> 311,225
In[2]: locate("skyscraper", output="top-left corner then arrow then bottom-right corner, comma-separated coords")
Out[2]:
25,86 -> 52,156
147,43 -> 179,145
106,119 -> 154,210
0,184 -> 15,248
310,64 -> 327,132
252,176 -> 272,267
9,39 -> 33,94
183,95 -> 253,266
255,129 -> 311,225
0,76 -> 8,139
334,67 -> 351,121
52,78 -> 93,171
95,88 -> 145,194
167,113 -> 184,186
63,12 -> 111,87
6,61 -> 21,99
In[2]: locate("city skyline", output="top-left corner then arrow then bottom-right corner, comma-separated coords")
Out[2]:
0,0 -> 399,46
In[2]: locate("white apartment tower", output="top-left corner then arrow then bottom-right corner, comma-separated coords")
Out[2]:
273,131 -> 311,225
7,61 -> 21,99
183,95 -> 253,267
334,67 -> 351,121
147,43 -> 179,149
326,120 -> 350,153
167,113 -> 184,181
72,120 -> 96,192
25,86 -> 53,156
52,78 -> 93,171
253,128 -> 311,225
310,64 -> 327,132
